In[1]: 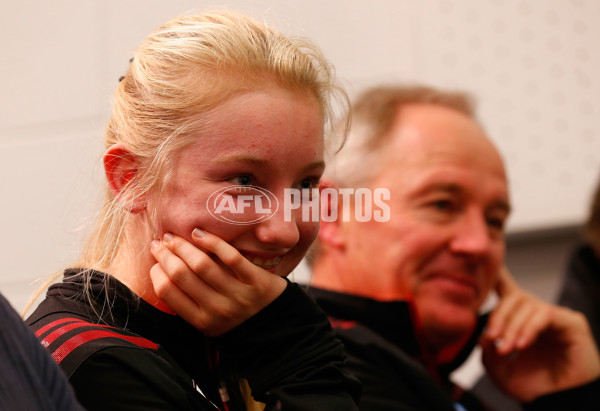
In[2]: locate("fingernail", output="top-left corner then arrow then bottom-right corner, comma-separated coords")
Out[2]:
486,327 -> 499,339
495,338 -> 510,354
151,239 -> 160,249
192,228 -> 205,239
163,233 -> 173,243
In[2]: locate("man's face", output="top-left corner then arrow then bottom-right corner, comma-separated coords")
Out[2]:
336,104 -> 510,341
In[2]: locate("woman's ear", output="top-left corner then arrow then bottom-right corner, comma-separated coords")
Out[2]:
103,143 -> 146,213
317,179 -> 346,250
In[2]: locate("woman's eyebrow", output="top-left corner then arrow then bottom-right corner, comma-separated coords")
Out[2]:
214,155 -> 325,172
303,160 -> 326,172
214,155 -> 269,166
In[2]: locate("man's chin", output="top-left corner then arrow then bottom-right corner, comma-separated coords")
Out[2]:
419,302 -> 478,343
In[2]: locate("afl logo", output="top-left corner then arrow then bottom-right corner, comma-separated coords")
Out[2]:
206,185 -> 279,225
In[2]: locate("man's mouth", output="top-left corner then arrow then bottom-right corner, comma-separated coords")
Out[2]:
425,273 -> 479,298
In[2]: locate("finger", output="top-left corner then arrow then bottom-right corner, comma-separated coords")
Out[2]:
190,229 -> 287,307
150,238 -> 205,289
161,232 -> 285,315
486,291 -> 522,340
496,297 -> 538,355
551,307 -> 600,376
160,233 -> 240,294
191,228 -> 259,283
150,262 -> 235,334
513,303 -> 551,350
151,237 -> 233,304
149,261 -> 203,322
495,266 -> 519,297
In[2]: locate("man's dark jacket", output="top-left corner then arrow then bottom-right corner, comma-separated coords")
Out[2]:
309,286 -> 600,411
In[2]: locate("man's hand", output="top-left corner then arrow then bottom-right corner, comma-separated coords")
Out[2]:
149,229 -> 287,336
481,268 -> 600,402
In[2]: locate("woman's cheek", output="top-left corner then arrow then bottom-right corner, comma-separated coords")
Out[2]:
189,216 -> 247,241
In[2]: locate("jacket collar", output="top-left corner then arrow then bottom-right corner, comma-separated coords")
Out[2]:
308,286 -> 488,377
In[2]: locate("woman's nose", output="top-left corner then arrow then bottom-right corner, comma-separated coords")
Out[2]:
253,207 -> 301,250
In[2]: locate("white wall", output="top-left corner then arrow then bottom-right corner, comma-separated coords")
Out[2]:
2,0 -> 599,313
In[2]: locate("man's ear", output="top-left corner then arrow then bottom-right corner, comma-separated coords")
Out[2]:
103,143 -> 146,213
318,179 -> 346,250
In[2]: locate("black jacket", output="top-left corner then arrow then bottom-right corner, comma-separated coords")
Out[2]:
26,270 -> 360,410
558,243 -> 600,346
309,286 -> 600,411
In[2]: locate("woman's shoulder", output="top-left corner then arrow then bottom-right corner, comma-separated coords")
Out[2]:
26,276 -> 218,410
27,309 -> 159,378
25,270 -> 159,379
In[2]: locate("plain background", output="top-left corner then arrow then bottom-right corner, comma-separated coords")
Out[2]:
1,0 -> 598,387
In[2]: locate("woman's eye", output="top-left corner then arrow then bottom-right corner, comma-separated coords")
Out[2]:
299,178 -> 317,190
234,175 -> 253,186
296,177 -> 320,201
298,177 -> 321,190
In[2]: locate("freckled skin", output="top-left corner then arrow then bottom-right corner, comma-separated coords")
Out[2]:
152,86 -> 325,277
110,86 -> 326,311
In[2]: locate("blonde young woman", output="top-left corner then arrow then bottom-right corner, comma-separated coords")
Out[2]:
26,11 -> 359,410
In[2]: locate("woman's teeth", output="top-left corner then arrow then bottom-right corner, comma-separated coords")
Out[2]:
250,256 -> 282,269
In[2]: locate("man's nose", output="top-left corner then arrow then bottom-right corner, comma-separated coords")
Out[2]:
449,209 -> 492,257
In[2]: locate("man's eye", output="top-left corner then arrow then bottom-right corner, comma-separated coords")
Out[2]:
487,217 -> 506,230
431,200 -> 454,211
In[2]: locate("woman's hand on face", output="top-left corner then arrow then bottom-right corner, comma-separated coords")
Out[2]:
149,229 -> 287,336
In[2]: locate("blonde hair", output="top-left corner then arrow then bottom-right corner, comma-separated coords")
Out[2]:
25,10 -> 347,315
81,10 -> 347,270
